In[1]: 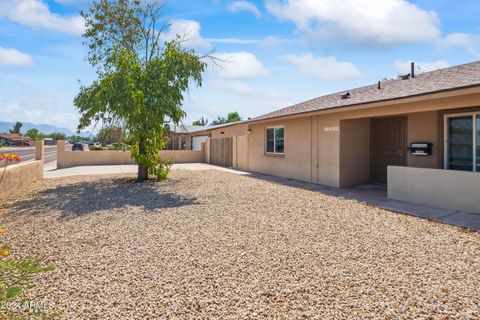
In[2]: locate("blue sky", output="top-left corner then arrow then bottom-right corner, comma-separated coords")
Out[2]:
1,0 -> 480,132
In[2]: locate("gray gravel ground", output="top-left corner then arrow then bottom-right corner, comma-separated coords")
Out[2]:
0,170 -> 479,319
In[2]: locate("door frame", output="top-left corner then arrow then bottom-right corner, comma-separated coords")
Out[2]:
370,116 -> 408,184
443,111 -> 479,172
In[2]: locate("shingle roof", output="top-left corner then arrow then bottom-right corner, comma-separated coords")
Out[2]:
254,60 -> 480,121
170,124 -> 208,134
205,120 -> 249,131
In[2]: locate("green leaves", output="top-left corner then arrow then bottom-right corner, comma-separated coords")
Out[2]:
211,112 -> 242,125
76,0 -> 206,180
0,256 -> 56,319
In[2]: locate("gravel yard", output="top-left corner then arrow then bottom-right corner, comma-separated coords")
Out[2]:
1,170 -> 479,319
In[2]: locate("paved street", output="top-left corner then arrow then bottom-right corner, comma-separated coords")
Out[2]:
0,145 -> 57,167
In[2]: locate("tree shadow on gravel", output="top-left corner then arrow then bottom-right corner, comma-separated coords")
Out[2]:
4,177 -> 197,220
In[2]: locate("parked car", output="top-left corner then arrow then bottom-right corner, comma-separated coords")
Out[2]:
88,141 -> 101,147
72,142 -> 84,151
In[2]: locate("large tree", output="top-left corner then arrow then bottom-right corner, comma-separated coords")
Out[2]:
75,0 -> 206,180
192,116 -> 208,126
25,128 -> 40,139
9,122 -> 22,134
48,132 -> 67,141
97,126 -> 125,146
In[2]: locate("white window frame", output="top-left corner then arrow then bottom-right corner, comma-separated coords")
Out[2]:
265,126 -> 285,155
444,112 -> 479,172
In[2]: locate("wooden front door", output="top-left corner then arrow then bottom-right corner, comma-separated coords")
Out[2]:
370,117 -> 406,183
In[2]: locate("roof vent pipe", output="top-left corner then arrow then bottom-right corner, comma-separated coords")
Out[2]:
378,81 -> 381,90
411,62 -> 415,78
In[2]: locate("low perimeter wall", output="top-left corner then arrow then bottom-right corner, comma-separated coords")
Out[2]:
57,141 -> 205,169
0,160 -> 43,200
388,166 -> 480,213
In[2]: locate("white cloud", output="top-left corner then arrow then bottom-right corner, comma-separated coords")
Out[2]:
212,79 -> 254,95
207,38 -> 261,45
161,19 -> 212,51
0,94 -> 78,131
228,1 -> 261,18
0,0 -> 85,35
438,33 -> 480,58
53,0 -> 89,4
265,0 -> 440,44
213,51 -> 268,80
0,47 -> 33,67
282,53 -> 361,81
394,59 -> 449,75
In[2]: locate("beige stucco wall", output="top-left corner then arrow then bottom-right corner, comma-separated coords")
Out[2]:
316,116 -> 341,186
339,118 -> 370,187
0,141 -> 44,199
388,166 -> 480,213
247,117 -> 316,183
406,111 -> 440,168
209,123 -> 249,138
0,160 -> 43,200
159,149 -> 205,163
57,141 -> 205,169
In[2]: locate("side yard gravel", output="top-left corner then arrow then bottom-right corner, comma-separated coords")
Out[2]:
0,170 -> 479,319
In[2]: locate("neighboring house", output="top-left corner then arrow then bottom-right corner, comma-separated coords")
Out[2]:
166,124 -> 209,151
207,61 -> 480,212
0,135 -> 12,146
0,133 -> 32,146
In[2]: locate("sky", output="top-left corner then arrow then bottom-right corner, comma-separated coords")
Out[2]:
1,0 -> 480,132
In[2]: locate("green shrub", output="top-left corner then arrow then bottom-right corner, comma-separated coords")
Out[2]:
149,159 -> 173,180
89,146 -> 107,151
0,229 -> 58,319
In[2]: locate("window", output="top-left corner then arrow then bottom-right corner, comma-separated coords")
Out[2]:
445,112 -> 480,172
180,137 -> 188,150
265,127 -> 284,154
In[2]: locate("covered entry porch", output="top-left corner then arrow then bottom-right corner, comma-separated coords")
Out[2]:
339,107 -> 480,214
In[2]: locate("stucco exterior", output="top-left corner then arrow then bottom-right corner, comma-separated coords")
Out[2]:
0,141 -> 44,199
388,166 -> 480,213
236,89 -> 480,188
0,161 -> 44,199
209,123 -> 249,138
57,140 -> 205,169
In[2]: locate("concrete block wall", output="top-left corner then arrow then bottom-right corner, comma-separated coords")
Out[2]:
0,141 -> 44,199
388,166 -> 480,213
56,141 -> 206,169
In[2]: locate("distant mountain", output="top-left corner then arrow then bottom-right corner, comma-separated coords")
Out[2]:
0,121 -> 86,137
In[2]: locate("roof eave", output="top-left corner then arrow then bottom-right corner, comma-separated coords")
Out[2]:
247,84 -> 480,125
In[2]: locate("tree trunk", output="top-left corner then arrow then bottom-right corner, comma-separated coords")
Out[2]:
137,137 -> 149,180
137,165 -> 148,180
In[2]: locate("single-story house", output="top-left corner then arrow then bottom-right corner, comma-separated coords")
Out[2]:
166,122 -> 251,151
207,61 -> 480,212
0,135 -> 13,146
0,133 -> 32,146
166,124 -> 209,151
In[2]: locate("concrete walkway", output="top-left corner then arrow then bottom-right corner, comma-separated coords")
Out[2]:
43,163 -> 479,232
43,162 -> 245,179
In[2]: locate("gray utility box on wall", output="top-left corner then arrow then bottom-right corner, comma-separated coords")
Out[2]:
409,142 -> 433,156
